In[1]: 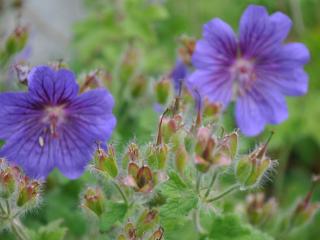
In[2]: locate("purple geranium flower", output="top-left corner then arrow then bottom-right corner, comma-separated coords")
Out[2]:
0,66 -> 116,179
188,5 -> 310,136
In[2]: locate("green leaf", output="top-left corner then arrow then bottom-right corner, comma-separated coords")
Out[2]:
99,201 -> 128,231
207,214 -> 273,240
30,220 -> 67,240
158,171 -> 198,238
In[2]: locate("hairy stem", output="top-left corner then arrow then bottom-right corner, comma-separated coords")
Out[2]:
112,180 -> 128,206
204,171 -> 218,198
206,184 -> 240,203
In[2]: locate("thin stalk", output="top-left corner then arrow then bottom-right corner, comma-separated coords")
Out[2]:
196,173 -> 202,194
5,199 -> 10,215
11,222 -> 29,240
204,171 -> 218,198
112,181 -> 128,206
0,201 -> 5,215
206,184 -> 239,203
193,209 -> 207,235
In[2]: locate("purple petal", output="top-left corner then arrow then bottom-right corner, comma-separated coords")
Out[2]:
0,123 -> 55,179
28,66 -> 79,104
255,43 -> 310,96
239,5 -> 292,58
235,84 -> 288,136
56,89 -> 116,178
192,18 -> 237,70
0,92 -> 42,139
170,59 -> 188,94
188,70 -> 233,109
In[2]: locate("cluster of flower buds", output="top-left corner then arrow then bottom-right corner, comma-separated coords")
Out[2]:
194,127 -> 238,173
117,212 -> 163,240
81,186 -> 105,217
0,159 -> 42,225
235,134 -> 276,190
92,144 -> 118,179
245,192 -> 277,225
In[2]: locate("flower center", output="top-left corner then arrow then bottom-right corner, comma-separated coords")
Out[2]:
231,58 -> 256,96
42,105 -> 66,138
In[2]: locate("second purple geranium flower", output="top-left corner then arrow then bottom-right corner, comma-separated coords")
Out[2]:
188,5 -> 310,136
0,66 -> 116,179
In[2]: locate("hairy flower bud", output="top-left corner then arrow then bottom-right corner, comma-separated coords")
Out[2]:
82,186 -> 105,217
175,145 -> 188,174
124,164 -> 154,193
235,143 -> 275,189
17,177 -> 41,207
146,144 -> 169,170
202,100 -> 222,121
5,26 -> 28,55
136,209 -> 159,237
0,167 -> 16,199
155,78 -> 171,105
94,144 -> 118,178
148,226 -> 164,240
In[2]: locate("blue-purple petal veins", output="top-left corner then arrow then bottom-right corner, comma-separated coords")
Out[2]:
0,66 -> 116,179
188,5 -> 310,136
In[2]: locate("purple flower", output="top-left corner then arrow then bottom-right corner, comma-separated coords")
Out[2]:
0,66 -> 116,179
188,5 -> 310,136
170,59 -> 189,94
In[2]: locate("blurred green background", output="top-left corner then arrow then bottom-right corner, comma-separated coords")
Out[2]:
0,0 -> 320,239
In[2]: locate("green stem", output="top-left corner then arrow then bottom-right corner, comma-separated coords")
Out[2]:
196,173 -> 202,194
204,171 -> 218,198
206,184 -> 239,203
11,221 -> 29,240
193,209 -> 207,235
5,199 -> 10,215
112,181 -> 128,205
0,201 -> 5,215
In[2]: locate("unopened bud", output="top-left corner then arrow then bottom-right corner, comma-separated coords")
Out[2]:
79,70 -> 103,93
124,164 -> 154,193
82,187 -> 105,217
194,155 -> 211,173
5,26 -> 28,55
146,144 -> 169,170
17,177 -> 41,207
131,75 -> 147,97
161,115 -> 183,143
94,144 -> 118,178
148,226 -> 164,240
136,209 -> 159,237
202,100 -> 222,120
14,64 -> 30,84
175,145 -> 188,174
235,146 -> 275,189
155,78 -> 171,105
0,167 -> 16,199
124,221 -> 136,239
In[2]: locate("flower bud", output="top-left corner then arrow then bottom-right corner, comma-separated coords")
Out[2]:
175,145 -> 188,174
14,64 -> 30,84
146,144 -> 169,170
17,177 -> 41,207
161,114 -> 183,143
131,75 -> 147,97
0,167 -> 16,199
235,144 -> 275,189
94,145 -> 118,178
178,35 -> 196,65
79,70 -> 103,93
148,227 -> 164,240
124,221 -> 136,239
82,187 -> 105,217
155,78 -> 171,105
194,155 -> 211,173
202,100 -> 222,120
124,164 -> 154,193
136,209 -> 159,237
5,26 -> 28,55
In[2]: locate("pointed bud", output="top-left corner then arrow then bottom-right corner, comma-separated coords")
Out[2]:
127,143 -> 140,162
175,145 -> 188,174
131,75 -> 147,97
195,127 -> 213,155
94,145 -> 118,178
235,150 -> 275,189
202,100 -> 222,120
146,144 -> 169,170
155,78 -> 171,105
0,167 -> 16,199
17,177 -> 41,207
5,26 -> 28,55
136,209 -> 159,237
137,166 -> 154,193
148,227 -> 164,240
82,187 -> 105,217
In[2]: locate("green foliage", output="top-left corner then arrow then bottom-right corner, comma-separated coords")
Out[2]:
29,220 -> 67,240
206,214 -> 273,240
99,201 -> 128,231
